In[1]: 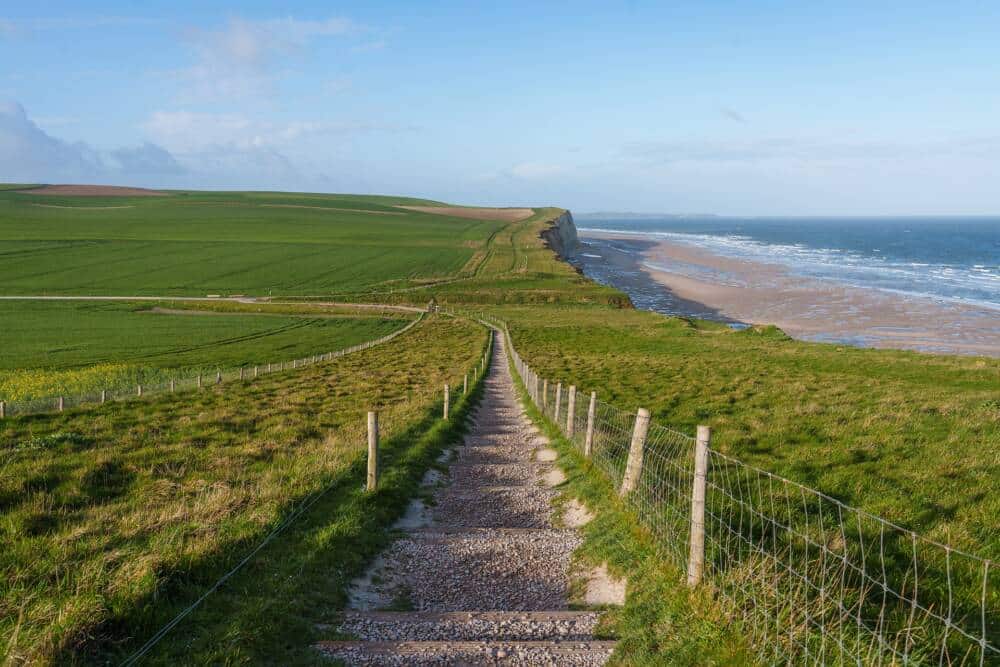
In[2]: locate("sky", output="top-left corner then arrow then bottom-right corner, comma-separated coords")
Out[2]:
2,1 -> 1000,215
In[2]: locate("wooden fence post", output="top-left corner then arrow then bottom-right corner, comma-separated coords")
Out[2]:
367,411 -> 379,491
58,396 -> 64,412
0,400 -> 5,419
101,390 -> 107,404
464,373 -> 468,394
216,370 -> 221,384
239,367 -> 244,380
254,366 -> 259,378
584,391 -> 597,457
534,376 -> 541,406
687,426 -> 711,586
170,379 -> 175,392
554,383 -> 563,423
542,379 -> 549,408
566,385 -> 577,437
443,384 -> 450,420
197,374 -> 203,389
137,384 -> 143,397
620,408 -> 651,496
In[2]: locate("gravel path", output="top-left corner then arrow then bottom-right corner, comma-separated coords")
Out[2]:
317,332 -> 614,665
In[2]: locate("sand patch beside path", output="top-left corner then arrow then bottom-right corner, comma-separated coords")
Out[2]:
397,205 -> 534,221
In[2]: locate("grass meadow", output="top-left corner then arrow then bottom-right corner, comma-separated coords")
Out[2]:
0,189 -> 506,297
496,304 -> 1000,560
2,189 -> 997,664
0,300 -> 412,401
0,313 -> 487,664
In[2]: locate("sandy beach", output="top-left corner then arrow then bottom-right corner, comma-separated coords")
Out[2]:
576,230 -> 1000,357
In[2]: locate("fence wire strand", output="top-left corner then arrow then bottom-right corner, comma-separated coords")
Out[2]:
481,314 -> 998,667
1,312 -> 424,419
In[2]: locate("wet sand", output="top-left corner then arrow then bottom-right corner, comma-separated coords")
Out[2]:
576,231 -> 1000,357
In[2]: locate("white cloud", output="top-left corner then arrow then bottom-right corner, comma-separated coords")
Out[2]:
174,16 -> 357,101
0,100 -> 184,182
0,100 -> 347,190
142,110 -> 416,153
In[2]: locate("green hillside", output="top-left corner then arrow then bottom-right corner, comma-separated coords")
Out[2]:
0,189 -> 503,296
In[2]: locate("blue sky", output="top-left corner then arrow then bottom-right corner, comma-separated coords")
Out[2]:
2,1 -> 1000,214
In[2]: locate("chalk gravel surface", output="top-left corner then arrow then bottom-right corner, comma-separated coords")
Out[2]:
318,334 -> 613,665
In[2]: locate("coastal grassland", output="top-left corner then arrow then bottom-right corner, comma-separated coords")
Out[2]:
0,314 -> 487,664
0,300 -> 413,401
0,189 -> 507,296
498,304 -> 1000,558
508,352 -> 753,664
383,207 -> 627,306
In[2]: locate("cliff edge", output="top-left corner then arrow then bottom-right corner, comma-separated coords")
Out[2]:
540,210 -> 579,259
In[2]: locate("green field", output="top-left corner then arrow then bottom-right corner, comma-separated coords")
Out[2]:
0,313 -> 487,664
0,300 -> 412,401
0,301 -> 411,371
1,189 -> 996,664
0,190 -> 506,296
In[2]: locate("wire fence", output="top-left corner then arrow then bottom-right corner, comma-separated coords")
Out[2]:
0,312 -> 425,419
118,319 -> 493,666
468,312 -> 997,667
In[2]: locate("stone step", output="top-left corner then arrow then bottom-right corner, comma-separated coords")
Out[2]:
455,445 -> 533,464
447,463 -> 546,487
316,639 -> 617,665
431,486 -> 554,528
349,529 -> 581,611
336,610 -> 601,641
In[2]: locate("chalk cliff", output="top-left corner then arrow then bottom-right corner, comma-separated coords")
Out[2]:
540,210 -> 579,258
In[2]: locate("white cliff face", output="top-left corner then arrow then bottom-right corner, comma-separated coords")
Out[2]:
541,210 -> 579,258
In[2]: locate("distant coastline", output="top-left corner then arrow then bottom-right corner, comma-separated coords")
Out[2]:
573,227 -> 1000,357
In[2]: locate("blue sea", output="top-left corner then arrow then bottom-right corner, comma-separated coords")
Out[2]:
577,217 -> 1000,311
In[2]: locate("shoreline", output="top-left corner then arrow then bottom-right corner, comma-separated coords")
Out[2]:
574,230 -> 1000,357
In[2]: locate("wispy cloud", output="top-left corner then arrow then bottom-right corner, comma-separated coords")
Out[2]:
0,100 -> 346,190
142,110 -> 416,153
173,16 -> 358,101
0,100 -> 184,181
622,136 -> 1000,164
719,106 -> 746,123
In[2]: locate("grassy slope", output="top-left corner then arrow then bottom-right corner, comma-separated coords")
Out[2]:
407,207 -> 999,559
3,192 -> 996,663
0,190 -> 506,296
0,301 -> 410,371
0,301 -> 413,401
0,313 -> 486,664
385,206 -> 998,658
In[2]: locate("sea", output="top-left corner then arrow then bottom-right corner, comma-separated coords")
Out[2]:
575,216 -> 1000,312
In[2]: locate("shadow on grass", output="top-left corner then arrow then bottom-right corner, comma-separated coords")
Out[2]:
58,361 -> 490,665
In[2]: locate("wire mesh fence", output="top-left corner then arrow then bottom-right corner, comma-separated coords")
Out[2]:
474,313 -> 998,667
117,321 -> 494,665
0,312 -> 425,419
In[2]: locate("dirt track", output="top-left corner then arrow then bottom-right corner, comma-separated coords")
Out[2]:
16,184 -> 168,197
397,206 -> 534,222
